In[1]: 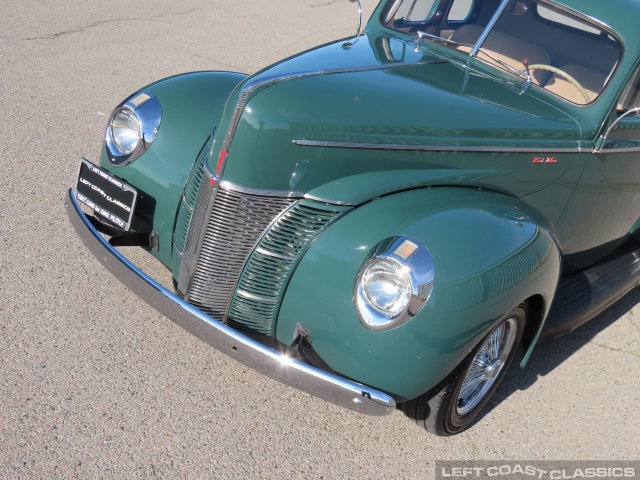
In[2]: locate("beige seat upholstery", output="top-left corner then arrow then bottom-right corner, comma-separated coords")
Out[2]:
451,25 -> 551,84
543,64 -> 607,104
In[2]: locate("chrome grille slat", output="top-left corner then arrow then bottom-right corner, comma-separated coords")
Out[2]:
177,175 -> 215,291
176,159 -> 352,334
227,200 -> 352,334
184,186 -> 297,320
172,136 -> 211,280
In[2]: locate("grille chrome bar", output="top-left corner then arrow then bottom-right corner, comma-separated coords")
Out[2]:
176,152 -> 351,334
227,201 -> 352,334
180,167 -> 298,322
172,136 -> 211,279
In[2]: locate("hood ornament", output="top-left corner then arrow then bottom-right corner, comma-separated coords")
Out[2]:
342,0 -> 363,50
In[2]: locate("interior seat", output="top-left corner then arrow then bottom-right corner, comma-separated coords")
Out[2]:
543,64 -> 607,104
450,24 -> 551,84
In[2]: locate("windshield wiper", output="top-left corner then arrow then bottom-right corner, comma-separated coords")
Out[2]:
414,30 -> 474,52
412,29 -> 533,89
475,48 -> 533,87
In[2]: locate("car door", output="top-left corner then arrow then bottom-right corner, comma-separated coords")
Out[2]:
555,67 -> 640,270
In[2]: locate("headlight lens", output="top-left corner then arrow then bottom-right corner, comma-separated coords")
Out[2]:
105,94 -> 162,166
111,108 -> 141,155
355,236 -> 435,331
361,259 -> 411,317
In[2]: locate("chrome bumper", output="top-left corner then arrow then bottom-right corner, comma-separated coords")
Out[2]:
64,188 -> 396,416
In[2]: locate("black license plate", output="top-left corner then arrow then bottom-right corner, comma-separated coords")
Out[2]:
75,159 -> 138,231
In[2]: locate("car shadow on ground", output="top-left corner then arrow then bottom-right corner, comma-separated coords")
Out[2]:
477,285 -> 640,423
397,287 -> 640,432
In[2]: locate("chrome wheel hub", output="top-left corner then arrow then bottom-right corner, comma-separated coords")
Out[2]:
456,317 -> 518,416
484,359 -> 503,380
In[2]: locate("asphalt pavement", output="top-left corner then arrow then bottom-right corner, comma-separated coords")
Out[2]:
1,0 -> 639,478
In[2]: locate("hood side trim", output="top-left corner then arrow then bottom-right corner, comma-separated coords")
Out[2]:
292,138 -> 583,154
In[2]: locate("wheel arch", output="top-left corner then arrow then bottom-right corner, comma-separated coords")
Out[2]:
520,293 -> 547,364
277,186 -> 561,400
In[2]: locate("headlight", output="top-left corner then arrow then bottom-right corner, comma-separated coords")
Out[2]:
361,259 -> 411,317
105,92 -> 162,166
355,237 -> 434,331
111,108 -> 140,155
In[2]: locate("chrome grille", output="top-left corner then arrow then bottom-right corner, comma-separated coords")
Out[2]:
183,186 -> 297,321
172,137 -> 211,278
227,201 -> 351,334
177,172 -> 215,292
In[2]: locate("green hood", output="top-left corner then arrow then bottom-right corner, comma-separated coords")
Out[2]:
214,33 -> 582,204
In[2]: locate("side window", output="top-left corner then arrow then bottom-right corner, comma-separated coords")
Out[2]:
448,0 -> 474,22
537,4 -> 600,35
618,67 -> 640,111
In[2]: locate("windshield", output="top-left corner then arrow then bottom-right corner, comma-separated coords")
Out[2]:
383,0 -> 621,104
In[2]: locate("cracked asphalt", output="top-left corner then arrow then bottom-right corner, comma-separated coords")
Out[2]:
1,0 -> 639,478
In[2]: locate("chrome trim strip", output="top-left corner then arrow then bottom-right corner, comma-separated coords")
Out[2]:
219,180 -> 305,199
235,289 -> 279,304
216,57 -> 447,176
302,194 -> 359,207
293,139 -> 583,154
65,188 -> 395,416
180,194 -> 194,213
218,181 -> 359,206
595,146 -> 640,153
255,247 -> 297,262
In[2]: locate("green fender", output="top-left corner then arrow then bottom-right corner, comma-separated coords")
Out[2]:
98,71 -> 248,268
276,187 -> 561,401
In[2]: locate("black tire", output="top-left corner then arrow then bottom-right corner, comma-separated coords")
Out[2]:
400,304 -> 527,436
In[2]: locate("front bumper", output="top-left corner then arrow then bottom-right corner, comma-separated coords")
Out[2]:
64,188 -> 395,416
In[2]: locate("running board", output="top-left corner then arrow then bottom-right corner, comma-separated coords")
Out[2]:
540,241 -> 640,341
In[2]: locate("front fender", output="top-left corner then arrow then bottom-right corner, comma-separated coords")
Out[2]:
276,187 -> 560,400
98,71 -> 247,267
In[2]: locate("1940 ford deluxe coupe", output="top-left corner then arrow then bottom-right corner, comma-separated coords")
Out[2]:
66,0 -> 640,435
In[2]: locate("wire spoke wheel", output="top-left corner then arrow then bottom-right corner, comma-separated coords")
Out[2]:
399,304 -> 527,436
456,317 -> 518,415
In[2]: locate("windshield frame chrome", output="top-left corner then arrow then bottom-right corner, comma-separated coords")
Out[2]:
469,0 -> 510,57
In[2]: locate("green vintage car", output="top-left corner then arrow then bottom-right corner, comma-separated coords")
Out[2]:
66,0 -> 640,435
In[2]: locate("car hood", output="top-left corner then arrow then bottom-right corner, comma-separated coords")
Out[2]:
214,34 -> 583,204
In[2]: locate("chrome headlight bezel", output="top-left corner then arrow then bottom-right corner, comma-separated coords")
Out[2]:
105,92 -> 162,166
355,236 -> 435,331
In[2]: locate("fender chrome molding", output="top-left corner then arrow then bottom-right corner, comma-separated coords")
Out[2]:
293,138 -> 583,154
64,188 -> 395,416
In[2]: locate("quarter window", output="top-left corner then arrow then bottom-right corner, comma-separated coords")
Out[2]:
448,0 -> 474,21
536,4 -> 600,35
